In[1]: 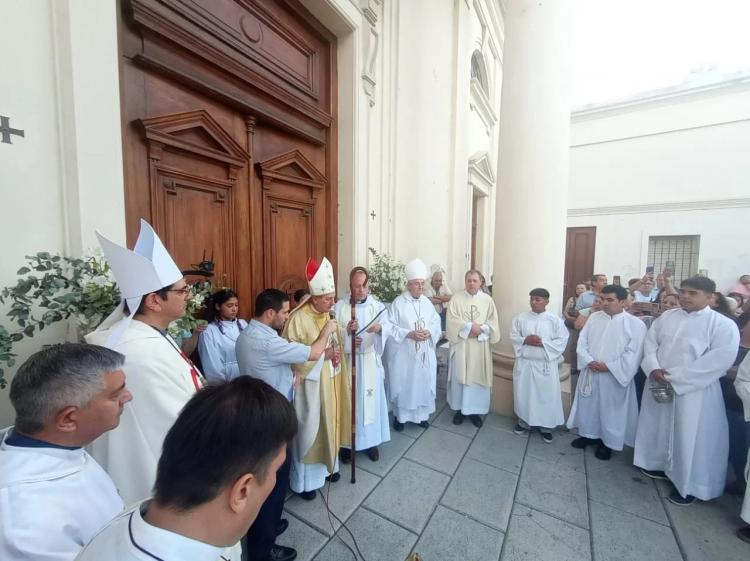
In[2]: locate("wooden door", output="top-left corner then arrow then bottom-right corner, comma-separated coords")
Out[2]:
118,0 -> 337,315
563,227 -> 596,304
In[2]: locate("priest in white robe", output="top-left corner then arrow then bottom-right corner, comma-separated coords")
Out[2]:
387,259 -> 442,430
283,257 -> 351,500
735,352 -> 750,542
335,266 -> 392,462
446,269 -> 500,428
86,220 -> 205,504
511,288 -> 569,441
634,276 -> 740,505
0,344 -> 130,561
567,285 -> 647,458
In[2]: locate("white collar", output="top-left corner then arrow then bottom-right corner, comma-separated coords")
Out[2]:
128,501 -> 224,561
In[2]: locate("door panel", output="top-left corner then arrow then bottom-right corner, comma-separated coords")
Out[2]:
563,227 -> 596,305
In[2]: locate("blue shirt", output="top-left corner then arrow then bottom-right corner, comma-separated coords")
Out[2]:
236,319 -> 311,401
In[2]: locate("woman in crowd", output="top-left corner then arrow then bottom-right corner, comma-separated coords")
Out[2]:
198,288 -> 247,382
563,283 -> 587,328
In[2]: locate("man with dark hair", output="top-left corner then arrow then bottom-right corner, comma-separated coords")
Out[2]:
567,284 -> 647,460
76,377 -> 297,560
575,274 -> 608,311
511,288 -> 569,442
86,220 -> 205,505
635,276 -> 740,505
0,344 -> 131,561
334,266 -> 392,462
235,288 -> 336,561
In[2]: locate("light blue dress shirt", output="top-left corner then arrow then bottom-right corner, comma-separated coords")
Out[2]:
235,319 -> 311,401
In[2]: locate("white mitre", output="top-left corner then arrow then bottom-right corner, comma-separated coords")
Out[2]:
306,257 -> 336,296
94,219 -> 183,347
405,258 -> 428,281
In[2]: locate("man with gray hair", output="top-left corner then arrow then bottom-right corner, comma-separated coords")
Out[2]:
0,343 -> 132,561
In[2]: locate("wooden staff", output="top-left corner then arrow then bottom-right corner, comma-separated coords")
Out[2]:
350,293 -> 357,483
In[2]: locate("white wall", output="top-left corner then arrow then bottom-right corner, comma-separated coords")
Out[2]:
0,0 -> 124,425
568,81 -> 750,292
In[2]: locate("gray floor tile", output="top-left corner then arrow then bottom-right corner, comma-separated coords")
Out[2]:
429,405 -> 480,437
404,426 -> 472,475
275,513 -> 328,561
467,425 -> 527,474
414,505 -> 504,561
364,458 -> 450,533
525,429 -> 585,473
284,463 -> 381,536
357,431 -> 414,477
429,398 -> 447,423
441,457 -> 518,530
516,456 -> 589,529
312,508 -> 417,561
590,501 -> 682,561
666,493 -> 749,561
483,413 -> 523,435
587,458 -> 669,525
502,503 -> 591,561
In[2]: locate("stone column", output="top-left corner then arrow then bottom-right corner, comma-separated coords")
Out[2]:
490,0 -> 572,415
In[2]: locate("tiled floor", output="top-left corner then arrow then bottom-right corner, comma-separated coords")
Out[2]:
276,364 -> 749,561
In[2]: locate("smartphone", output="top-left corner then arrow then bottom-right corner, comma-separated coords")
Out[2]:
645,266 -> 654,274
613,275 -> 621,286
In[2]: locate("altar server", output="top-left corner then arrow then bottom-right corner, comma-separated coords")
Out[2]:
634,276 -> 739,505
734,352 -> 750,542
567,284 -> 646,458
198,288 -> 247,382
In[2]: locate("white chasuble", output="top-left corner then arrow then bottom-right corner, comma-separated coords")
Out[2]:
335,295 -> 392,450
634,307 -> 739,500
86,319 -> 202,504
567,311 -> 646,450
386,293 -> 442,423
446,291 -> 501,415
510,311 -> 569,428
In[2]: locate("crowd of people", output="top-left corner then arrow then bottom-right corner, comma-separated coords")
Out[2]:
549,271 -> 749,543
0,219 -> 747,560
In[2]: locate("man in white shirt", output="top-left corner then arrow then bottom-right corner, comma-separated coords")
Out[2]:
0,343 -> 131,561
76,377 -> 297,561
634,276 -> 739,505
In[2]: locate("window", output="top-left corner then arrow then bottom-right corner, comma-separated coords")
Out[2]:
647,235 -> 700,283
470,51 -> 488,94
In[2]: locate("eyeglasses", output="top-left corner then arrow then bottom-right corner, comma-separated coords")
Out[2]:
166,287 -> 191,296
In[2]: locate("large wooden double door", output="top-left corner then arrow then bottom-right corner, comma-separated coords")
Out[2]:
119,0 -> 337,314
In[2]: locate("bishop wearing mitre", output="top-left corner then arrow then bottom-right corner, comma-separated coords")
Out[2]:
283,257 -> 352,500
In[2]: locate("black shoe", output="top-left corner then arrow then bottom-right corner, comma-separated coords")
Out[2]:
275,518 -> 289,537
667,488 -> 695,506
453,411 -> 465,425
737,526 -> 750,544
594,443 -> 612,460
325,472 -> 340,483
570,437 -> 597,449
339,448 -> 352,464
541,431 -> 553,444
299,490 -> 316,501
513,423 -> 528,435
393,419 -> 404,432
366,446 -> 380,461
268,544 -> 297,561
419,420 -> 429,428
470,415 -> 483,428
639,468 -> 668,480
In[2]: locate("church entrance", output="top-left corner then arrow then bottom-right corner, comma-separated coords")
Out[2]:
118,0 -> 338,313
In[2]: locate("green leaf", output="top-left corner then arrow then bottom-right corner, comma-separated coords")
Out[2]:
17,267 -> 31,275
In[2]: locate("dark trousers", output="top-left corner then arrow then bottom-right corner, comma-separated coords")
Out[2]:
245,452 -> 291,561
727,407 -> 750,482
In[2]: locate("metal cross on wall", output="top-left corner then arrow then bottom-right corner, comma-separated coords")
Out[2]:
0,116 -> 25,144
